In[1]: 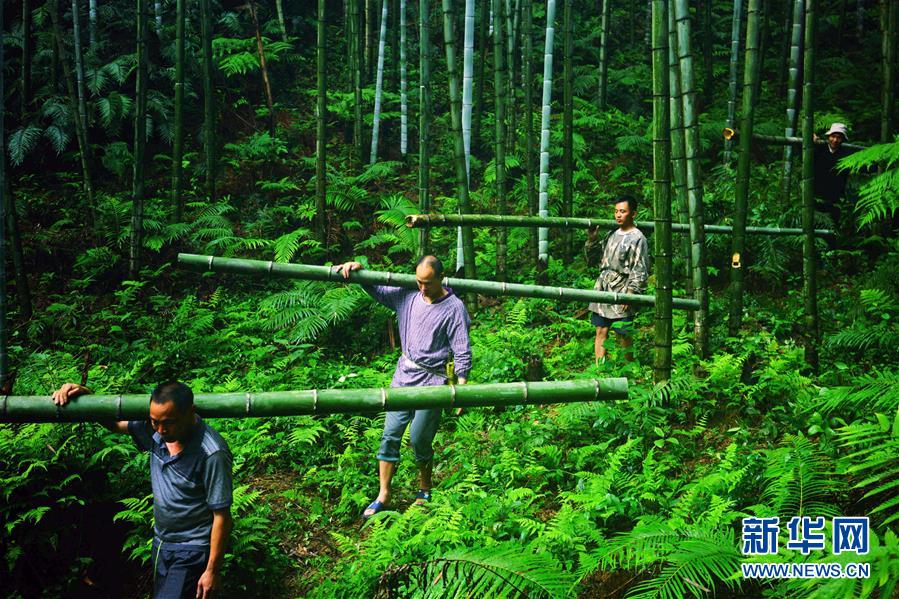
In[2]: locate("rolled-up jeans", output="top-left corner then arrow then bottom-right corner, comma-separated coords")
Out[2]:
377,408 -> 442,463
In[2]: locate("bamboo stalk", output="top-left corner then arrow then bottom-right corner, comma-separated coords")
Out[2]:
178,254 -> 702,310
405,214 -> 835,236
494,0 -> 508,280
723,128 -> 867,151
652,0 -> 672,383
801,0 -> 818,369
462,0 -> 475,175
171,0 -> 186,222
247,1 -> 276,137
881,0 -> 896,145
729,0 -> 760,336
370,0 -> 388,164
0,379 -> 629,423
780,0 -> 804,202
674,0 -> 709,356
562,0 -> 573,260
668,3 -> 692,294
316,0 -> 327,242
130,0 -> 148,278
200,0 -> 216,200
524,0 -> 537,265
598,0 -> 610,109
0,3 -> 7,388
723,0 -> 743,163
400,0 -> 408,155
418,0 -> 431,255
537,0 -> 557,271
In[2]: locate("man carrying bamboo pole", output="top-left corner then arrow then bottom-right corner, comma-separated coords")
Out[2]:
51,382 -> 232,599
584,195 -> 649,365
337,256 -> 472,519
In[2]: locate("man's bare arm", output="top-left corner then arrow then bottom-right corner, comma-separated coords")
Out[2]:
51,383 -> 129,433
196,509 -> 232,598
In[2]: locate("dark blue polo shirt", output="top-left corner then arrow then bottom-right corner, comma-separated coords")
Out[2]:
128,418 -> 232,546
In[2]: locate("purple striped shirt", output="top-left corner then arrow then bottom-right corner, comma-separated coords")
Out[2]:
364,285 -> 472,387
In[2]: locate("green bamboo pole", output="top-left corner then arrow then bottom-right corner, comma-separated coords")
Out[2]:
0,379 -> 629,423
399,0 -> 408,156
494,0 -> 508,280
418,0 -> 432,255
88,0 -> 96,50
537,0 -> 557,271
723,0 -> 743,163
316,0 -> 327,242
668,3 -> 691,294
801,0 -> 818,370
406,214 -> 835,236
200,0 -> 216,200
276,0 -> 288,40
178,254 -> 702,310
472,0 -> 489,155
724,129 -> 867,151
506,0 -> 520,153
729,0 -> 760,337
881,0 -> 896,146
598,0 -> 611,109
129,0 -> 148,279
353,0 -> 365,165
674,0 -> 709,357
562,0 -> 573,260
0,3 -> 7,389
462,0 -> 475,176
442,0 -> 477,279
370,0 -> 388,164
780,0 -> 804,203
171,0 -> 185,222
652,0 -> 672,383
72,0 -> 89,152
524,0 -> 537,265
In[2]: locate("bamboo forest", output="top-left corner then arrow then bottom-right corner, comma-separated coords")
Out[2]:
2,0 -> 899,596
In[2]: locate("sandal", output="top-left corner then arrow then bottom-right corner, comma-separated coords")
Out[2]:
363,499 -> 387,519
414,490 -> 432,505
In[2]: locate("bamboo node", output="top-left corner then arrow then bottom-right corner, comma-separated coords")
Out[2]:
207,255 -> 214,270
1,395 -> 7,417
380,388 -> 386,409
245,393 -> 252,414
267,261 -> 274,275
449,384 -> 457,405
312,389 -> 319,412
594,379 -> 600,401
521,381 -> 528,402
116,395 -> 123,420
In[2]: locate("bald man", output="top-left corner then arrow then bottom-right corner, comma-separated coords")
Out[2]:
337,256 -> 472,518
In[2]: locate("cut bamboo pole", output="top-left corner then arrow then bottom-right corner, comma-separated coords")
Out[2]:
723,128 -> 867,151
405,213 -> 835,236
0,379 -> 629,423
178,254 -> 702,310
723,0 -> 743,163
801,0 -> 818,370
537,0 -> 557,271
668,4 -> 692,294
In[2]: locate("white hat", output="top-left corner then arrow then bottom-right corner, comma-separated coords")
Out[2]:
825,123 -> 849,141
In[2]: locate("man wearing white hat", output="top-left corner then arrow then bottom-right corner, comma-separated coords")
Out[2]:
812,123 -> 866,230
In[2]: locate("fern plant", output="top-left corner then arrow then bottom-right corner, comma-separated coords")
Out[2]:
838,139 -> 899,229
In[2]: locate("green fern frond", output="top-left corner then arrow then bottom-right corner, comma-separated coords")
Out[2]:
7,124 -> 42,166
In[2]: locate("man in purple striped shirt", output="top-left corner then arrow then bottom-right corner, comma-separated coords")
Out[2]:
337,256 -> 472,518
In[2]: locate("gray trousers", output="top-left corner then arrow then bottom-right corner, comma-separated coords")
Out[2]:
377,408 -> 442,463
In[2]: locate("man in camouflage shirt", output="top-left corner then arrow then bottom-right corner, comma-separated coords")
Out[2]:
583,195 -> 649,364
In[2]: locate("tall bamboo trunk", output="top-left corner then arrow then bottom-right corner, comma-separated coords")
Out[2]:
180,254 -> 702,309
462,0 -> 475,176
0,5 -> 7,389
537,0 -> 557,272
778,0 -> 792,94
674,0 -> 709,357
391,0 -> 400,89
524,0 -> 537,265
88,0 -> 97,50
442,0 -> 477,280
505,0 -> 518,153
418,0 -> 432,255
668,4 -> 691,293
801,0 -> 818,370
351,0 -> 365,165
724,0 -> 743,163
562,0 -> 573,260
2,182 -> 33,321
1,379 -> 629,423
702,0 -> 713,104
154,0 -> 162,31
472,0 -> 489,155
370,0 -> 388,163
728,0 -> 760,336
276,0 -> 288,41
598,0 -> 611,109
171,0 -> 185,222
780,0 -> 804,204
72,0 -> 89,138
22,0 -> 33,116
49,0 -> 95,225
400,0 -> 408,156
130,0 -> 148,279
247,1 -> 276,137
200,0 -> 216,200
494,0 -> 508,280
316,0 -> 327,242
652,0 -> 672,383
881,0 -> 896,146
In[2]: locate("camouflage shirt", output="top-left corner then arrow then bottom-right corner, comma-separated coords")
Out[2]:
583,227 -> 650,319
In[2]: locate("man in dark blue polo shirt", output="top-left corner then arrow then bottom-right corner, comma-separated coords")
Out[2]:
53,381 -> 233,599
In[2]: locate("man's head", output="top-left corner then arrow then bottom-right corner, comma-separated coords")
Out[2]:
415,255 -> 445,300
825,123 -> 848,151
612,194 -> 637,228
149,382 -> 196,443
